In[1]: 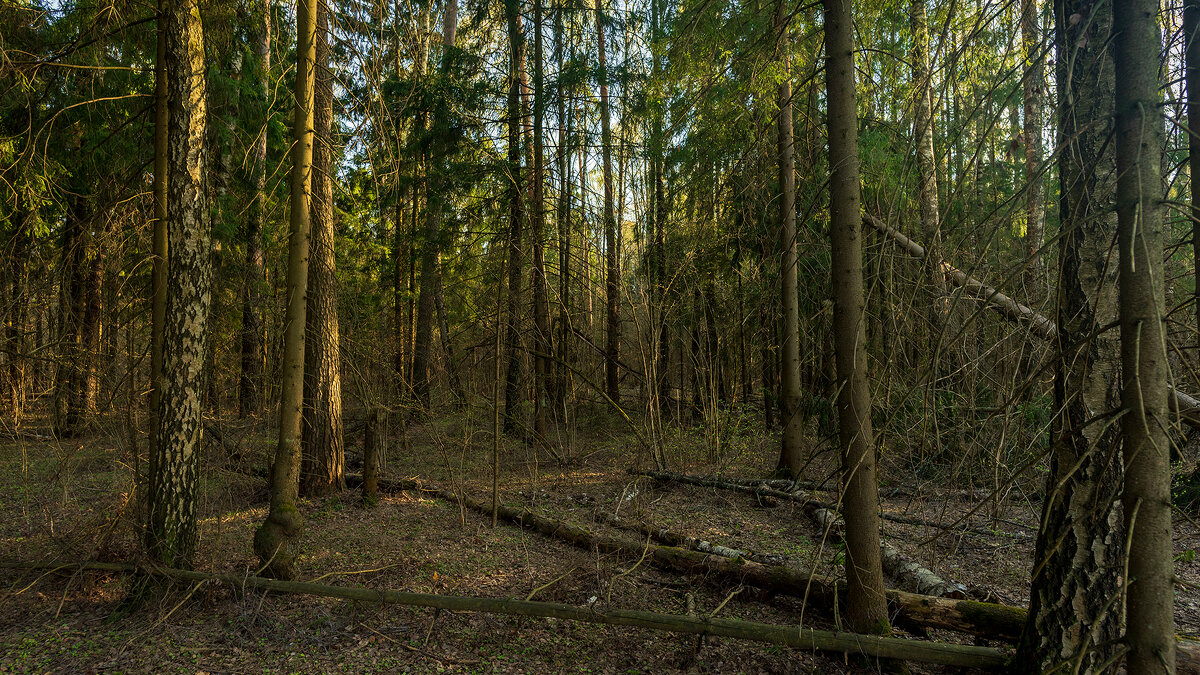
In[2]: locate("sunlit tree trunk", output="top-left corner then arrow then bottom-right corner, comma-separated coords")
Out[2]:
301,1 -> 345,497
824,0 -> 889,637
146,0 -> 211,569
238,0 -> 269,419
775,0 -> 803,476
254,0 -> 317,581
1114,1 -> 1174,670
1014,2 -> 1123,671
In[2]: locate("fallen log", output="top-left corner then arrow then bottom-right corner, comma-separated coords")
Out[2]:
595,509 -> 966,600
721,476 -> 997,504
0,561 -> 1007,669
377,477 -> 1028,641
593,510 -> 788,567
879,542 -> 967,599
635,470 -> 1031,540
863,214 -> 1200,427
796,495 -> 968,599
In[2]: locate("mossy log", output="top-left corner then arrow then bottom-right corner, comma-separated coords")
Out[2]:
0,561 -> 1007,668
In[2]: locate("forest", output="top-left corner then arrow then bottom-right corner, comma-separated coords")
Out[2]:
1,0 -> 1198,672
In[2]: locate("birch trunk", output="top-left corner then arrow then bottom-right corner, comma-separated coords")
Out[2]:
1013,2 -> 1123,670
146,0 -> 211,569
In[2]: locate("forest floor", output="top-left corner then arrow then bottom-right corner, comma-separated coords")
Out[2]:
3,403 -> 1200,674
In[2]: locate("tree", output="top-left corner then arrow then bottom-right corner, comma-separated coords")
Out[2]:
145,0 -> 212,569
238,0 -> 270,419
1114,0 -> 1174,670
1021,0 -> 1045,293
301,0 -> 345,497
1188,0 -> 1200,352
596,0 -> 619,404
531,0 -> 550,444
1014,1 -> 1124,670
824,0 -> 888,637
775,0 -> 803,477
254,0 -> 318,581
502,0 -> 527,435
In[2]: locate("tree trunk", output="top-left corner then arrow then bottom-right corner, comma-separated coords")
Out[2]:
825,0 -> 888,637
1013,2 -> 1124,671
909,0 -> 944,302
54,189 -> 86,438
1021,0 -> 1045,294
254,0 -> 317,581
1114,2 -> 1175,671
502,0 -> 527,435
146,0 -> 211,569
1191,0 -> 1200,365
775,0 -> 803,476
149,5 -> 168,456
77,217 -> 105,418
301,1 -> 345,497
238,0 -> 269,419
554,0 -> 572,412
531,0 -> 550,443
409,6 -> 437,408
3,200 -> 29,422
596,0 -> 619,404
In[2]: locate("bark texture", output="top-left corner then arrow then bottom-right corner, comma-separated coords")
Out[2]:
146,0 -> 211,569
301,2 -> 345,497
1014,2 -> 1124,671
824,0 -> 889,636
1114,1 -> 1175,671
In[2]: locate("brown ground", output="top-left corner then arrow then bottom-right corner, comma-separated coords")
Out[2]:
2,404 -> 1198,674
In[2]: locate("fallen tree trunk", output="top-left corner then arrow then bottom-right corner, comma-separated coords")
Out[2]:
376,477 -> 1028,641
863,214 -> 1200,427
879,542 -> 967,599
593,510 -> 788,567
0,561 -> 1007,668
717,475 -> 997,504
596,508 -> 966,600
796,494 -> 968,599
635,470 -> 1031,540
